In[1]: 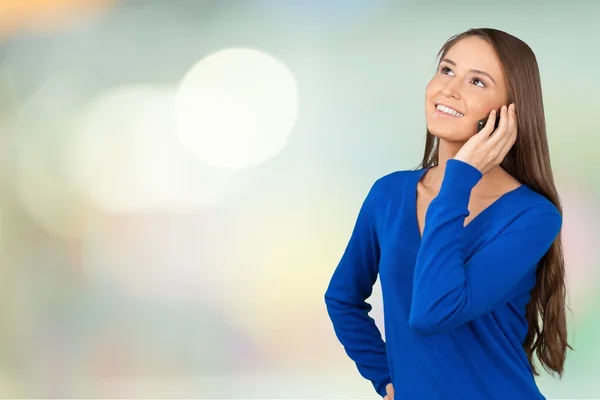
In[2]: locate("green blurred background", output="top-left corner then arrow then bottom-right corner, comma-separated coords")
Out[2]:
0,0 -> 598,398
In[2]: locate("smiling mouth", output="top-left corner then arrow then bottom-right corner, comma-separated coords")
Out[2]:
435,104 -> 464,117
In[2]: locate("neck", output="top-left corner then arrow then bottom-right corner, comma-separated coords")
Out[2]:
422,139 -> 462,189
435,139 -> 463,173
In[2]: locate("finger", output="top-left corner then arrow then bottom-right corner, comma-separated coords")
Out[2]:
487,105 -> 508,143
496,104 -> 517,148
507,103 -> 517,134
385,383 -> 394,399
495,135 -> 516,165
497,113 -> 518,159
499,104 -> 509,134
478,109 -> 498,137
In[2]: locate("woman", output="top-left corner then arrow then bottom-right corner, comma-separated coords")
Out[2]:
324,28 -> 570,400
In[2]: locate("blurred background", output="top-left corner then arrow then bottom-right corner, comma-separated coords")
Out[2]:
0,0 -> 598,398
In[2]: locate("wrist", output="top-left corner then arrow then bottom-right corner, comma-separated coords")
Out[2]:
438,159 -> 483,202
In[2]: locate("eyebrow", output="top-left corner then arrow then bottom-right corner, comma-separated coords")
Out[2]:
440,58 -> 497,85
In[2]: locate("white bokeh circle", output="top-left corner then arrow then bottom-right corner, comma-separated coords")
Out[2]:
68,84 -> 244,213
174,48 -> 299,169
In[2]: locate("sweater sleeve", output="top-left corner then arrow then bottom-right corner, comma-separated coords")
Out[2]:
409,159 -> 562,335
324,181 -> 391,397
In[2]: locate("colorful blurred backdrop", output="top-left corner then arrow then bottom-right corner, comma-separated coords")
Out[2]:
0,0 -> 598,398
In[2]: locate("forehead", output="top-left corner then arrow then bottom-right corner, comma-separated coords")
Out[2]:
444,36 -> 504,79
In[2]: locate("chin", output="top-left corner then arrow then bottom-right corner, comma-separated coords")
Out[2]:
426,111 -> 477,141
427,122 -> 473,143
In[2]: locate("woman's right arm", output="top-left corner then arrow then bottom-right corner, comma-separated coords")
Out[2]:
324,181 -> 391,398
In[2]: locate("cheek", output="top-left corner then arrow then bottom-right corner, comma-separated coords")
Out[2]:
465,97 -> 497,119
425,81 -> 440,114
425,79 -> 438,99
465,87 -> 508,118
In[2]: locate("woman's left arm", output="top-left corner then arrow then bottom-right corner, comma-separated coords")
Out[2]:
409,159 -> 562,334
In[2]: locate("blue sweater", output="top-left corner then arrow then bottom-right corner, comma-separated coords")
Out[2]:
324,159 -> 562,400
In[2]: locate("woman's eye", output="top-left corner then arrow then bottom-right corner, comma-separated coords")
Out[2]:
440,66 -> 454,75
473,78 -> 485,88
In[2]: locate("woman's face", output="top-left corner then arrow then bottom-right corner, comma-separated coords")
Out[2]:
425,36 -> 509,142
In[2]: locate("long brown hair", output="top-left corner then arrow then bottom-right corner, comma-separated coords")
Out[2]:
417,28 -> 571,377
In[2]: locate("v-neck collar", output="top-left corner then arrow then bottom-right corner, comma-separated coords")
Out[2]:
407,167 -> 525,244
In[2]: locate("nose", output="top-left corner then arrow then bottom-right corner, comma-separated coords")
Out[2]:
441,80 -> 461,100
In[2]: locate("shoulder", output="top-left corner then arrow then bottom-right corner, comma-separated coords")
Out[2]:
471,186 -> 562,255
502,185 -> 562,234
492,166 -> 559,218
515,186 -> 561,216
367,168 -> 425,198
360,168 -> 424,211
360,168 -> 425,221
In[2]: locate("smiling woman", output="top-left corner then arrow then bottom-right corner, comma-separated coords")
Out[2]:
324,28 -> 569,400
425,36 -> 509,151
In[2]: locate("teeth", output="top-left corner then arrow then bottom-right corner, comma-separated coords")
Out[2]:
436,104 -> 464,117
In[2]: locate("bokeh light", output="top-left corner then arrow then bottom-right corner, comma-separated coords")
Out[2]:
67,84 -> 244,213
559,181 -> 600,316
79,213 -> 220,305
15,121 -> 83,239
0,0 -> 118,36
174,48 -> 299,170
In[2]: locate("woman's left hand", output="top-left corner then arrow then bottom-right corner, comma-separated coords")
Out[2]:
454,104 -> 518,175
